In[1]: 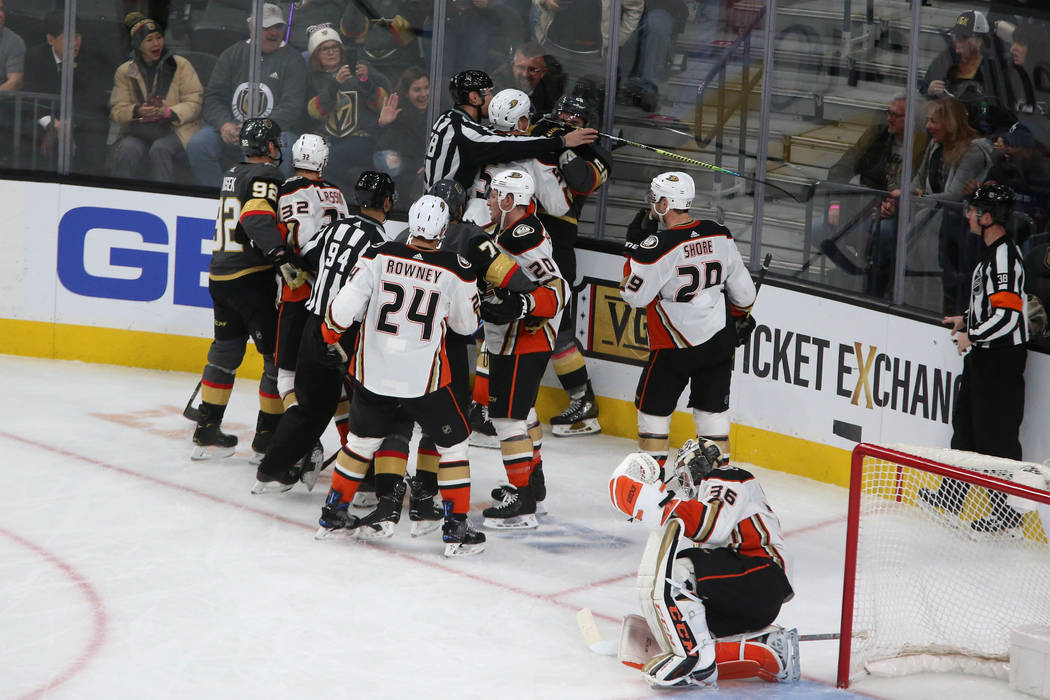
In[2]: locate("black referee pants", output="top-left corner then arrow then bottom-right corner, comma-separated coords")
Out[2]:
951,344 -> 1027,460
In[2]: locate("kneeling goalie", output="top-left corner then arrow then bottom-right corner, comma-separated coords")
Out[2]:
609,439 -> 799,689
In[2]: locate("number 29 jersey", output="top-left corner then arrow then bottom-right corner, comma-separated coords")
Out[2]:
209,161 -> 286,280
621,220 -> 756,350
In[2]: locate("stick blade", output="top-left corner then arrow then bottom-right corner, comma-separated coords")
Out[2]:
576,608 -> 617,655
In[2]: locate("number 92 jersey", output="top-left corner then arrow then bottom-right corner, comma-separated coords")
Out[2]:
210,162 -> 286,279
621,220 -> 756,350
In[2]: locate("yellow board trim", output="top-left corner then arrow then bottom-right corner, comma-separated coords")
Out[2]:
3,318 -> 849,486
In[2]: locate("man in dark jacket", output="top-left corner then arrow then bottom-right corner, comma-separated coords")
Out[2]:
186,2 -> 306,186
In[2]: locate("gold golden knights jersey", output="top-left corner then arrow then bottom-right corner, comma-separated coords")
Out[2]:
327,241 -> 480,397
668,466 -> 790,583
277,176 -> 350,301
621,220 -> 756,350
483,211 -> 569,355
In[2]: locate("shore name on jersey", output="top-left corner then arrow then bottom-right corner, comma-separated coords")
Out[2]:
386,259 -> 444,283
683,239 -> 714,258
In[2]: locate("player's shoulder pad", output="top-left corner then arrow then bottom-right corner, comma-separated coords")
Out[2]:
690,218 -> 733,240
707,466 -> 755,484
626,231 -> 676,263
278,175 -> 312,196
498,217 -> 544,254
428,250 -> 477,282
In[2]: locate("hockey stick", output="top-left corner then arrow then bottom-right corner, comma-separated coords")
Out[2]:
182,380 -> 202,422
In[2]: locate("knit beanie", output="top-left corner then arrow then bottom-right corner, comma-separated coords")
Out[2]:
128,15 -> 161,51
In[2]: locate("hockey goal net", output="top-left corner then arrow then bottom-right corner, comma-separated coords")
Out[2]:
837,443 -> 1050,688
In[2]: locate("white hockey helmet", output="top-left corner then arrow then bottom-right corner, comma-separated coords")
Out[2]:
649,171 -> 695,211
489,89 -> 532,132
489,168 -> 535,208
407,194 -> 450,243
671,438 -> 722,499
292,133 -> 329,173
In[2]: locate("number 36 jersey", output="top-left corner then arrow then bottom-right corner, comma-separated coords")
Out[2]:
621,220 -> 756,350
209,161 -> 286,280
327,241 -> 480,398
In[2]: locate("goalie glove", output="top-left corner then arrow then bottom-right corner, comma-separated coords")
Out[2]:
609,453 -> 676,525
480,287 -> 535,324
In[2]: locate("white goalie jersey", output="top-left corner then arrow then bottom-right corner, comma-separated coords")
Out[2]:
327,241 -> 480,398
278,176 -> 350,253
464,158 -> 571,228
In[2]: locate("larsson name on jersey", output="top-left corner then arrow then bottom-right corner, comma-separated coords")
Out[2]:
386,259 -> 444,283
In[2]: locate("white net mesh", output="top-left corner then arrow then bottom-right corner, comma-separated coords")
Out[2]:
847,445 -> 1050,680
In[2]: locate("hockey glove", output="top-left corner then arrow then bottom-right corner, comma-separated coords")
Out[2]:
733,313 -> 756,347
480,287 -> 535,324
268,246 -> 308,291
319,321 -> 354,371
626,207 -> 659,247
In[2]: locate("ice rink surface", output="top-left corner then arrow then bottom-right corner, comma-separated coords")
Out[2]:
0,356 -> 1033,699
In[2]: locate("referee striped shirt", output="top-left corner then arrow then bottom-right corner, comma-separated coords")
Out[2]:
967,235 -> 1028,348
303,214 -> 385,318
423,108 -> 567,190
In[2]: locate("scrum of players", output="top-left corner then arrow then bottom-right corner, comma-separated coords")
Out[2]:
186,68 -> 798,689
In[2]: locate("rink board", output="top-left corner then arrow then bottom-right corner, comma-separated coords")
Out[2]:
2,178 -> 1048,483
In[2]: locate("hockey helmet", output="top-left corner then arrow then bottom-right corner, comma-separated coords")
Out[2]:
426,179 -> 467,222
354,170 -> 397,209
671,438 -> 722,498
649,171 -> 695,211
966,184 -> 1014,226
553,94 -> 595,127
240,118 -> 282,158
449,70 -> 493,106
292,133 -> 329,173
489,168 -> 535,208
407,195 -> 450,244
489,89 -> 532,132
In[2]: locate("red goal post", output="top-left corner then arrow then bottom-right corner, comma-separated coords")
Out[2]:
837,443 -> 1050,689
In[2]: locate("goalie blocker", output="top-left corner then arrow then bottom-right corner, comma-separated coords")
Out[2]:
609,442 -> 797,688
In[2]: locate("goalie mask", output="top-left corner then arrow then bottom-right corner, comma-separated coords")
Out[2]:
292,133 -> 329,173
671,438 -> 722,499
407,194 -> 450,244
649,171 -> 694,219
489,89 -> 532,132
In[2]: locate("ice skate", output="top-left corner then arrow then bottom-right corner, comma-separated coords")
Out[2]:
442,503 -> 486,557
298,441 -> 324,492
407,475 -> 443,537
490,465 -> 546,515
760,627 -> 800,682
483,484 -> 538,529
190,403 -> 237,460
550,386 -> 601,437
354,480 -> 406,540
468,401 -> 499,449
251,465 -> 299,494
970,507 -> 1023,535
643,652 -> 717,689
315,490 -> 360,539
352,465 -> 379,507
249,411 -> 281,465
917,485 -> 965,515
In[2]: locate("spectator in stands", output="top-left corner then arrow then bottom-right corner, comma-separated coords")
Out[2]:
0,0 -> 25,92
1005,23 -> 1050,116
303,24 -> 390,192
285,0 -> 348,53
186,3 -> 305,187
987,122 -> 1050,240
441,0 -> 497,77
532,0 -> 643,106
491,41 -> 565,117
619,0 -> 688,112
374,65 -> 428,201
109,16 -> 203,182
820,96 -> 929,298
891,96 -> 993,313
22,10 -> 111,171
339,0 -> 428,88
921,10 -> 1014,135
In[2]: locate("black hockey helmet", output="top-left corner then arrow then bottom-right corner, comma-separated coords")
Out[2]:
671,438 -> 722,496
426,179 -> 466,221
966,184 -> 1015,226
355,170 -> 397,209
240,117 -> 282,158
449,70 -> 493,106
553,94 -> 595,127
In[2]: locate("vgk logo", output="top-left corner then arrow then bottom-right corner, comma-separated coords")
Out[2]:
231,83 -> 275,122
583,278 -> 649,365
327,90 -> 359,138
850,341 -> 878,409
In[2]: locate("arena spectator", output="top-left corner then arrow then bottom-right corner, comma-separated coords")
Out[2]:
303,24 -> 390,192
22,10 -> 111,171
1005,22 -> 1050,116
186,3 -> 305,187
987,122 -> 1050,239
0,0 -> 25,92
339,0 -> 428,88
490,41 -> 565,117
109,16 -> 202,182
619,0 -> 688,112
374,65 -> 429,201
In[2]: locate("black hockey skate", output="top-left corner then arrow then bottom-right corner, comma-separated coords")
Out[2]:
917,485 -> 966,515
354,480 -> 406,540
483,483 -> 538,530
298,441 -> 324,492
407,474 -> 443,537
251,464 -> 300,495
468,401 -> 499,449
490,465 -> 546,514
550,385 -> 600,437
442,502 -> 486,557
352,463 -> 379,508
315,490 -> 360,539
250,411 -> 281,466
191,403 -> 237,461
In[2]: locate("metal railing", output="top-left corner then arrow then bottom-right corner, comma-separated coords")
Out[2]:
0,91 -> 61,170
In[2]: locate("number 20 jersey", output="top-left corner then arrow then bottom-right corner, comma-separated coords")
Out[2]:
621,220 -> 756,350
